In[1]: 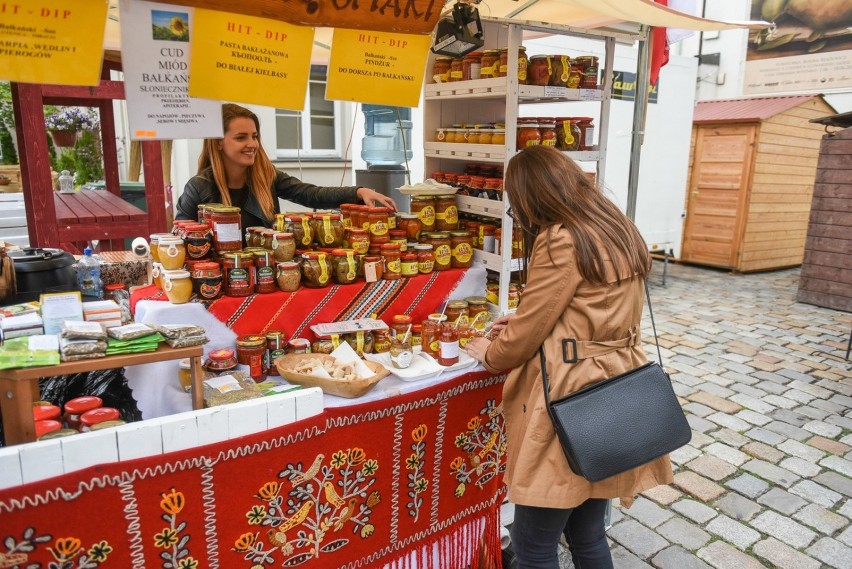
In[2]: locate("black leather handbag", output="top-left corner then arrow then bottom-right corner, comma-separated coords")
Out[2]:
540,282 -> 690,482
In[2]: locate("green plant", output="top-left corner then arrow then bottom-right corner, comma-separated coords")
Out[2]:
0,122 -> 17,165
55,131 -> 104,187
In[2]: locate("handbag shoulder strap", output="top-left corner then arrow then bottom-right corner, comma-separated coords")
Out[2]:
539,278 -> 664,406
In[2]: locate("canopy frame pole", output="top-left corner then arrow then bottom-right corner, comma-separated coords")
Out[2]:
597,35 -> 616,186
626,26 -> 650,221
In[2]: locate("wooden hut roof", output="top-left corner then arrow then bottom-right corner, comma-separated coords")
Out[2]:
693,95 -> 824,124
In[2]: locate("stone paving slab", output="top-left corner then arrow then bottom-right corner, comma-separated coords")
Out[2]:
583,265 -> 852,569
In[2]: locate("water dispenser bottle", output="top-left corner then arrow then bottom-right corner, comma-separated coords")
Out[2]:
361,105 -> 413,168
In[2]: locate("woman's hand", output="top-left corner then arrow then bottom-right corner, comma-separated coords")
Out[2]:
357,187 -> 398,210
490,313 -> 516,335
465,337 -> 491,364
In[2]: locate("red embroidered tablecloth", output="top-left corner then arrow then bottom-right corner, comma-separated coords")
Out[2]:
0,371 -> 506,568
131,270 -> 469,338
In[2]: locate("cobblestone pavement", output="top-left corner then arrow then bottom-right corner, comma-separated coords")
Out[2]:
560,262 -> 852,569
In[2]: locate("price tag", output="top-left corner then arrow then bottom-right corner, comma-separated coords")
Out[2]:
579,89 -> 601,101
543,86 -> 567,98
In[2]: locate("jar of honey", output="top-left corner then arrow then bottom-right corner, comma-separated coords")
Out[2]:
163,269 -> 193,304
492,129 -> 506,145
157,236 -> 186,270
434,195 -> 459,231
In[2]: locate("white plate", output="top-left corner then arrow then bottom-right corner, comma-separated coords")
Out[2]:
364,346 -> 477,381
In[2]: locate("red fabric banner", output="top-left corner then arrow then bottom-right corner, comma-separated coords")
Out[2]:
0,371 -> 507,568
131,270 -> 467,337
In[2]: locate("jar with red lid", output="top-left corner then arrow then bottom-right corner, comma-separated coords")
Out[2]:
184,222 -> 213,260
381,243 -> 402,280
237,335 -> 267,381
362,255 -> 384,281
433,56 -> 453,82
575,117 -> 595,151
429,232 -> 452,271
35,419 -> 63,439
438,323 -> 460,366
270,232 -> 296,263
449,57 -> 464,82
528,55 -> 552,86
209,206 -> 242,251
401,253 -> 418,277
389,229 -> 408,252
479,224 -> 495,253
415,244 -> 435,273
172,219 -> 194,237
367,207 -> 390,240
276,261 -> 301,292
539,119 -> 557,147
434,195 -> 459,231
80,407 -> 120,432
479,49 -> 500,78
410,324 -> 422,347
253,250 -> 277,294
206,348 -> 238,371
245,226 -> 264,248
397,214 -> 422,242
339,204 -> 353,228
387,208 -> 397,230
468,176 -> 486,192
555,118 -> 581,151
390,314 -> 413,338
517,120 -> 542,149
313,213 -> 344,247
287,338 -> 312,354
462,51 -> 482,80
450,231 -> 474,268
33,404 -> 61,422
64,396 -> 103,430
284,215 -> 313,248
301,252 -> 331,288
347,228 -> 370,255
191,261 -> 223,300
410,196 -> 436,233
372,329 -> 392,353
331,248 -> 360,284
221,252 -> 255,297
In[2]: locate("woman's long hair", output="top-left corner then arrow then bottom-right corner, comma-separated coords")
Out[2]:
197,103 -> 277,220
505,146 -> 650,284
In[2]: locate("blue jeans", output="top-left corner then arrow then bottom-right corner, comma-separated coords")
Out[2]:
510,499 -> 613,569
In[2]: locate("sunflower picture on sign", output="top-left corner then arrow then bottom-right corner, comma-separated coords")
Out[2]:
152,10 -> 190,42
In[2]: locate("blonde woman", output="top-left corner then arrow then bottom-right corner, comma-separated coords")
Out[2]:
176,103 -> 395,231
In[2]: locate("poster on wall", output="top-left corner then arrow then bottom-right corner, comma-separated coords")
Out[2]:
326,29 -> 430,107
0,0 -> 107,86
119,0 -> 223,140
744,0 -> 852,94
189,9 -> 314,110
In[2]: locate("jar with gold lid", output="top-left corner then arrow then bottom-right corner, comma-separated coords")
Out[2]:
221,251 -> 255,297
411,196 -> 436,233
429,232 -> 452,271
433,56 -> 453,83
466,296 -> 491,331
450,230 -> 474,268
445,300 -> 469,326
209,206 -> 242,251
253,250 -> 277,294
434,195 -> 459,231
479,49 -> 500,78
397,213 -> 422,242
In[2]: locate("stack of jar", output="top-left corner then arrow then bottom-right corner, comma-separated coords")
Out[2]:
526,54 -> 599,89
432,47 -> 529,84
516,116 -> 595,151
485,281 -> 523,310
32,395 -> 125,440
435,124 -> 506,145
432,164 -> 504,201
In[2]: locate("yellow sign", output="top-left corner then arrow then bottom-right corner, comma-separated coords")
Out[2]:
327,28 -> 430,107
189,9 -> 314,110
0,0 -> 108,85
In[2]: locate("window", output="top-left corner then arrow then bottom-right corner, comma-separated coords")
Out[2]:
275,65 -> 342,159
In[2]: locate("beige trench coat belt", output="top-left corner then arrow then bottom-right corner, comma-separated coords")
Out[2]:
560,330 -> 640,363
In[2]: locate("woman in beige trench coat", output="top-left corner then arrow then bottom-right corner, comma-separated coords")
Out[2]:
466,146 -> 673,568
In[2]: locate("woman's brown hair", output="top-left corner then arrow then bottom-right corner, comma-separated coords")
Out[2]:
197,103 -> 277,220
504,145 -> 650,284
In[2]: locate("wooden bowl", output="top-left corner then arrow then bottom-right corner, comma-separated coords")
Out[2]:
273,353 -> 389,398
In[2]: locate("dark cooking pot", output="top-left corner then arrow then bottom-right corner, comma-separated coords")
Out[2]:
9,247 -> 77,302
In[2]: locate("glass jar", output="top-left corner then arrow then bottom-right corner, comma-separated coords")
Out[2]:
287,338 -> 312,354
285,215 -> 313,248
270,232 -> 296,263
555,118 -> 581,151
367,207 -> 390,240
450,230 -> 474,268
339,204 -> 352,228
221,252 -> 254,297
478,130 -> 493,144
205,348 -> 237,372
253,250 -> 277,294
466,296 -> 490,331
104,283 -> 132,323
276,261 -> 301,292
389,229 -> 408,253
313,213 -> 344,247
492,129 -> 506,145
331,248 -> 359,284
265,330 -> 287,374
458,321 -> 475,349
517,120 -> 542,149
508,283 -> 521,309
481,224 -> 497,253
343,330 -> 374,355
486,282 -> 500,305
258,228 -> 275,250
347,228 -> 370,255
312,333 -> 341,354
438,323 -> 460,366
420,316 -> 443,357
381,243 -> 402,280
157,236 -> 186,271
372,329 -> 392,353
467,129 -> 481,144
411,196 -> 436,233
433,56 -> 453,82
177,358 -> 192,392
575,117 -> 595,151
148,233 -> 172,263
449,57 -> 464,82
237,335 -> 267,381
479,49 -> 500,78
462,51 -> 482,80
567,60 -> 583,89
184,222 -> 213,260
389,335 -> 413,369
539,119 -> 557,147
300,252 -> 331,288
435,127 -> 447,143
209,206 -> 242,251
528,55 -> 552,86
390,314 -> 413,338
244,226 -> 263,248
362,255 -> 384,281
415,244 -> 435,274
434,195 -> 459,231
191,261 -> 224,300
410,324 -> 422,347
445,300 -> 469,326
466,221 -> 481,249
198,203 -> 223,224
429,232 -> 452,271
548,55 -> 571,87
498,46 -> 528,83
575,55 -> 599,88
401,253 -> 418,277
163,269 -> 193,304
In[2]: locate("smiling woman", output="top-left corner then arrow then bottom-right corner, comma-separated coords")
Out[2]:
175,103 -> 396,242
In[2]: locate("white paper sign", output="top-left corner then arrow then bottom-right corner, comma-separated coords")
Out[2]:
119,0 -> 222,140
